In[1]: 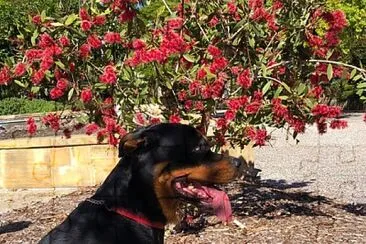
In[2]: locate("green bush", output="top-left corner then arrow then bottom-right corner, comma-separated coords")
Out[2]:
326,0 -> 366,65
0,97 -> 68,115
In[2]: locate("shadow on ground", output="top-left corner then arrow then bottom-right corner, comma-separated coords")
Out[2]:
229,179 -> 331,219
0,221 -> 32,235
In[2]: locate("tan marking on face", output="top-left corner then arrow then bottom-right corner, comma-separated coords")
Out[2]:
153,159 -> 238,223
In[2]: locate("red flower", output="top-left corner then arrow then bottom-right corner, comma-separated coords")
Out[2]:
255,129 -> 267,146
50,87 -> 64,100
81,20 -> 93,32
209,16 -> 219,27
272,98 -> 288,118
59,36 -> 70,47
32,69 -> 45,85
81,88 -> 93,103
207,45 -> 222,57
79,8 -> 90,21
237,69 -> 252,89
167,18 -> 183,30
87,34 -> 102,49
189,80 -> 202,95
14,63 -> 27,77
118,9 -> 136,23
26,117 -> 37,136
225,110 -> 236,121
177,90 -> 187,101
316,118 -> 327,134
132,39 -> 146,49
32,15 -> 42,25
330,119 -> 348,129
25,49 -> 43,61
248,0 -> 264,9
56,78 -> 68,90
40,55 -> 54,70
93,15 -> 106,26
42,113 -> 60,132
195,101 -> 204,111
38,33 -> 54,49
330,10 -> 348,31
104,32 -> 122,44
209,57 -> 228,73
310,86 -> 323,98
169,114 -> 181,123
227,1 -> 237,15
184,100 -> 193,110
216,118 -> 227,129
79,43 -> 91,58
135,112 -> 147,125
196,68 -> 207,80
245,102 -> 261,114
99,65 -> 117,84
272,0 -> 283,11
150,118 -> 161,124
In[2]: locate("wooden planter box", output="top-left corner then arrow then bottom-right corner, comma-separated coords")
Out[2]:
0,135 -> 118,189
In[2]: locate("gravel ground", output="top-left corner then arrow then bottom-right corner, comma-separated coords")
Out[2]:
255,113 -> 366,204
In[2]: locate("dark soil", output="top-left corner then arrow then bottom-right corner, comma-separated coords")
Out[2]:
0,180 -> 365,244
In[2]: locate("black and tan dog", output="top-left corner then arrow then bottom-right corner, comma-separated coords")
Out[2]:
39,123 -> 243,244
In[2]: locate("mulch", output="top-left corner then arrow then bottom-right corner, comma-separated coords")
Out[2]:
0,180 -> 365,244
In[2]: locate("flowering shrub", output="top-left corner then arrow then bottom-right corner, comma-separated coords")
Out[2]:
0,0 -> 364,148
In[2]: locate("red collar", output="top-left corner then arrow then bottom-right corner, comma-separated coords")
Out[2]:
113,208 -> 165,230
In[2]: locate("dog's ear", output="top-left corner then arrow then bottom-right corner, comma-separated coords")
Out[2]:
118,133 -> 146,157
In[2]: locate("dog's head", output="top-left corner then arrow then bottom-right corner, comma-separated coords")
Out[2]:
119,123 -> 243,223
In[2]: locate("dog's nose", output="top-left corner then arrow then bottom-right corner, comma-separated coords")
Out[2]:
232,158 -> 242,168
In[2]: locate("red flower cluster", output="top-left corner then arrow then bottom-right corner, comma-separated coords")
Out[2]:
249,0 -> 279,31
87,34 -> 102,49
329,119 -> 348,129
169,114 -> 182,123
307,9 -> 347,57
97,116 -> 127,145
312,104 -> 341,118
0,66 -> 11,85
59,36 -> 70,47
246,127 -> 268,146
27,117 -> 37,136
99,65 -> 117,84
209,16 -> 219,27
32,15 -> 42,25
272,98 -> 288,119
207,45 -> 222,57
79,43 -> 91,58
104,32 -> 122,44
209,57 -> 228,74
50,78 -> 68,100
126,27 -> 189,67
236,68 -> 252,89
13,63 -> 27,77
85,123 -> 99,135
42,113 -> 60,132
81,88 -> 93,103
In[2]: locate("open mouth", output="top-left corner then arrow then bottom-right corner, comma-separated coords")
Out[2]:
173,177 -> 232,223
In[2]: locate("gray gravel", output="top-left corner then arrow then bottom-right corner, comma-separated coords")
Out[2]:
255,113 -> 366,204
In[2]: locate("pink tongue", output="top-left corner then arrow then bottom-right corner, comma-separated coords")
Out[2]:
201,186 -> 233,223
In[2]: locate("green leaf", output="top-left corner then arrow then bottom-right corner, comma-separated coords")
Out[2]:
156,5 -> 166,18
297,83 -> 307,95
262,80 -> 272,95
65,14 -> 78,26
304,98 -> 314,108
50,22 -> 63,27
41,10 -> 46,22
327,64 -> 333,80
280,81 -> 292,93
357,82 -> 366,89
165,80 -> 172,89
248,38 -> 255,48
31,29 -> 39,46
350,69 -> 357,79
274,86 -> 283,98
31,86 -> 40,94
353,74 -> 363,81
14,80 -> 26,88
68,88 -> 74,101
55,61 -> 65,70
183,54 -> 196,63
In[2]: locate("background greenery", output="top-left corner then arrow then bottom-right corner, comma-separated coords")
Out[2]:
0,97 -> 68,115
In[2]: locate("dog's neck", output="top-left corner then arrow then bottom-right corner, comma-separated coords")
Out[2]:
93,156 -> 167,225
